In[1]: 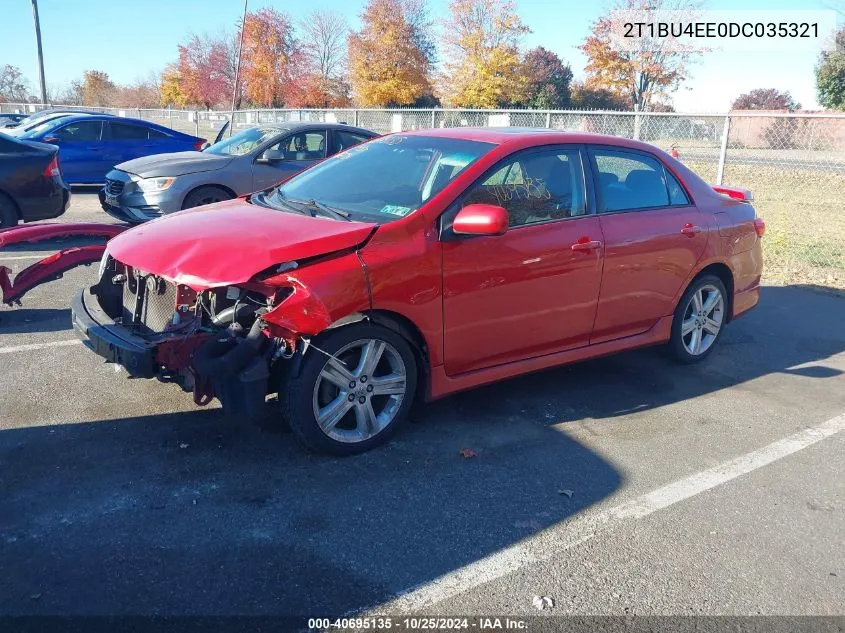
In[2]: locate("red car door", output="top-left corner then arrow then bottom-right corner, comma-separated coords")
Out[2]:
441,146 -> 604,375
588,147 -> 711,344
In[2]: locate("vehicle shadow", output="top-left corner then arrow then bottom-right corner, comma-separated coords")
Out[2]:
0,406 -> 621,617
0,285 -> 841,618
426,284 -> 844,431
0,308 -> 71,334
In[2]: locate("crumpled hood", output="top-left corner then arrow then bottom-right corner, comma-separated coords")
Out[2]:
117,151 -> 233,178
106,200 -> 377,290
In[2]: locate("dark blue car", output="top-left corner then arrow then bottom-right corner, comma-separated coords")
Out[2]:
17,114 -> 206,184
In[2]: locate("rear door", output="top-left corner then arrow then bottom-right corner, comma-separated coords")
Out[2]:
48,119 -> 106,184
251,129 -> 328,190
106,120 -> 152,164
441,145 -> 604,375
588,146 -> 711,343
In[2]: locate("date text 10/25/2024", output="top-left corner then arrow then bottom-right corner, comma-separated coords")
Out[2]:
308,617 -> 529,631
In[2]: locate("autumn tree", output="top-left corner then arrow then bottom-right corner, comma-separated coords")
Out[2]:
241,8 -> 303,107
81,70 -> 116,106
300,10 -> 351,107
348,0 -> 433,107
0,65 -> 32,102
174,35 -> 233,109
581,0 -> 703,111
816,27 -> 845,110
570,81 -> 629,110
116,75 -> 162,109
731,88 -> 800,111
520,47 -> 572,109
440,0 -> 530,108
160,64 -> 188,107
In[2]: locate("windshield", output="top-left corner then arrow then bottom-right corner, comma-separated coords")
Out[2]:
254,135 -> 494,223
204,126 -> 280,156
19,118 -> 66,138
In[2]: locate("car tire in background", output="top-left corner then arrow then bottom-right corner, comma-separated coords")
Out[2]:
281,322 -> 418,456
0,192 -> 18,228
181,186 -> 234,210
669,274 -> 728,364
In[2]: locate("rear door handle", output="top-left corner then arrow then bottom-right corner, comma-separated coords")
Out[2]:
681,223 -> 702,237
571,239 -> 603,252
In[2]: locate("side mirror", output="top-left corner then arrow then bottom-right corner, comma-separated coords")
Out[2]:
256,148 -> 283,164
452,204 -> 509,236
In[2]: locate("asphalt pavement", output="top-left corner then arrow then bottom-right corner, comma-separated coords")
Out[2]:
0,192 -> 843,619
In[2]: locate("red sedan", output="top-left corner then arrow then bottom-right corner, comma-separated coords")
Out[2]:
67,128 -> 764,454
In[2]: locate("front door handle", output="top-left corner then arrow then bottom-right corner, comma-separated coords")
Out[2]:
571,238 -> 603,252
681,223 -> 702,237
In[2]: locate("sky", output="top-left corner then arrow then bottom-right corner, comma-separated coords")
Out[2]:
0,0 -> 837,111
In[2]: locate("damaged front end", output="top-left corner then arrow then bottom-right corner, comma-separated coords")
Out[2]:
71,252 -> 340,418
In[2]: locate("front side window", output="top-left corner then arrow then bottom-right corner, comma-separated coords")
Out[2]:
253,135 -> 494,224
276,131 -> 327,160
593,149 -> 672,212
462,148 -> 588,227
52,120 -> 103,142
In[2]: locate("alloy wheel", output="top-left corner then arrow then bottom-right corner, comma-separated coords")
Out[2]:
311,338 -> 408,443
680,283 -> 724,356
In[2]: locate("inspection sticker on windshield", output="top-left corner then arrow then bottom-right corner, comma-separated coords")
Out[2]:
379,205 -> 413,217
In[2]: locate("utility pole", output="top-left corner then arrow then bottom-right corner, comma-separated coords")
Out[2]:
31,0 -> 48,105
229,0 -> 248,137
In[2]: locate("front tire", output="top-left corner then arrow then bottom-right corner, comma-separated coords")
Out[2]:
181,186 -> 233,210
281,323 -> 418,455
669,275 -> 728,364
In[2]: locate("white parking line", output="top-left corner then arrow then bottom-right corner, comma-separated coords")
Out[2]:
0,340 -> 82,354
384,411 -> 845,612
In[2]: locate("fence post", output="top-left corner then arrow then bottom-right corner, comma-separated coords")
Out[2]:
354,109 -> 359,126
194,111 -> 199,138
168,105 -> 173,129
137,108 -> 141,120
431,109 -> 436,129
545,111 -> 551,128
716,115 -> 731,185
633,106 -> 641,140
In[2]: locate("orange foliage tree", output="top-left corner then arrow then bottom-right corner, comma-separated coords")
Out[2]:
439,0 -> 530,108
347,0 -> 433,107
580,0 -> 703,111
241,8 -> 304,108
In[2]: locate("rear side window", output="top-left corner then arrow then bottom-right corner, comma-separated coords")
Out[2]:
110,122 -> 149,140
53,120 -> 102,142
593,149 -> 671,212
666,169 -> 690,205
148,128 -> 171,140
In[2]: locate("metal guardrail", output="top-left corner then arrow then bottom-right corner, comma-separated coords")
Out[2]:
2,103 -> 843,288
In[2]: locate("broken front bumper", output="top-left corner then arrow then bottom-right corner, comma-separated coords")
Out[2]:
71,288 -> 155,378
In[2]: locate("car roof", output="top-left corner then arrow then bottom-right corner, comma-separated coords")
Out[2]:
399,127 -> 661,153
252,121 -> 376,135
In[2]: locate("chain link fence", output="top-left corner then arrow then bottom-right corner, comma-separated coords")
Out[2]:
2,102 -> 843,288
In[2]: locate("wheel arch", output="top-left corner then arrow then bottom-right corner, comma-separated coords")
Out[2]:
685,262 -> 735,322
363,309 -> 431,402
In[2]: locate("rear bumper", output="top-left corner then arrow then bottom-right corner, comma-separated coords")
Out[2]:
19,183 -> 71,222
71,288 -> 155,378
732,284 -> 760,320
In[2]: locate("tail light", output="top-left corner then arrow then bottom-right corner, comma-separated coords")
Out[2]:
713,185 -> 753,202
194,139 -> 206,151
43,155 -> 60,178
754,218 -> 766,238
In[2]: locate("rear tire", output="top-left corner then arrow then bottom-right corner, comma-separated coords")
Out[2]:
669,274 -> 728,364
0,193 -> 18,228
280,323 -> 418,456
181,186 -> 233,210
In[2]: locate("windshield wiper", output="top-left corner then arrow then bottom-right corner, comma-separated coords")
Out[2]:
250,191 -> 309,216
286,197 -> 351,221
